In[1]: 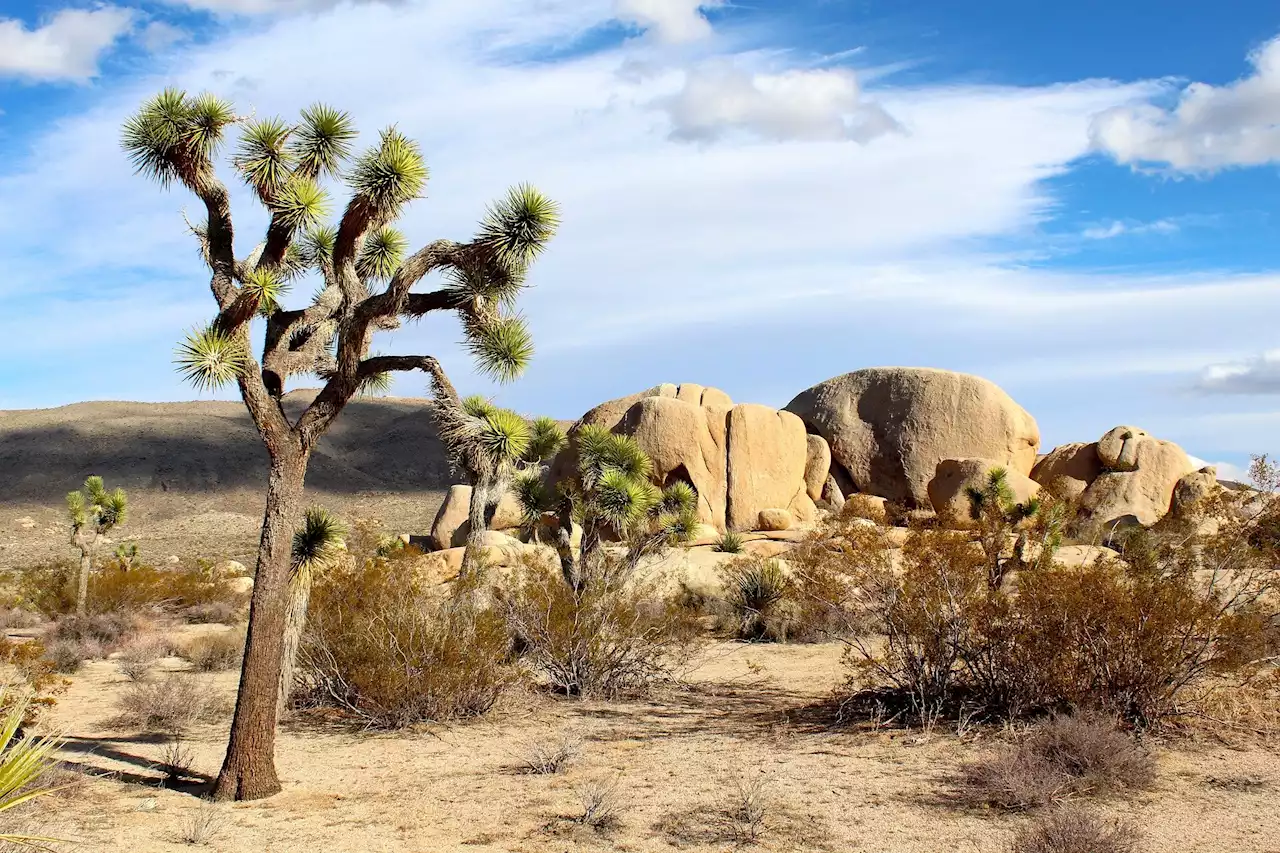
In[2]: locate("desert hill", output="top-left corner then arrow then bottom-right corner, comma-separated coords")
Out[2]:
0,390 -> 460,568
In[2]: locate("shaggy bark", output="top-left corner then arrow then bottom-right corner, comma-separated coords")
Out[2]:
72,534 -> 94,616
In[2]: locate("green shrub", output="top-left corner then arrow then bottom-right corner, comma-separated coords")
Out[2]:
720,557 -> 791,641
713,532 -> 745,554
15,558 -> 247,621
502,555 -> 698,698
296,552 -> 518,728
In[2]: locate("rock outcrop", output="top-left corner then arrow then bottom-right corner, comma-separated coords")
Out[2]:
784,367 -> 1040,507
927,458 -> 1041,524
429,485 -> 525,550
551,384 -> 817,533
1031,442 -> 1102,501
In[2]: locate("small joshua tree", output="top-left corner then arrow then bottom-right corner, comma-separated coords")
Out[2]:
278,507 -> 347,721
967,467 -> 1064,588
66,476 -> 128,615
122,89 -> 558,800
539,425 -> 700,590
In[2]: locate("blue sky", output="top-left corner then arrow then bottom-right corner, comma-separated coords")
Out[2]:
2,0 -> 1280,480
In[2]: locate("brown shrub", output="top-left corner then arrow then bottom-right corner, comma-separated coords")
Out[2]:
45,611 -> 138,649
115,674 -> 222,733
1007,807 -> 1142,853
502,555 -> 699,698
17,558 -> 248,621
43,638 -> 92,674
180,631 -> 244,672
0,636 -> 67,725
296,552 -> 518,728
956,714 -> 1155,811
115,635 -> 171,681
0,607 -> 42,630
841,494 -> 888,525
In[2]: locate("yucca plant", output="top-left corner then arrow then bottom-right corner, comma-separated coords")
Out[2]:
721,558 -> 791,641
122,90 -> 559,801
967,467 -> 1046,588
714,531 -> 745,554
0,691 -> 67,849
66,475 -> 128,615
278,507 -> 347,721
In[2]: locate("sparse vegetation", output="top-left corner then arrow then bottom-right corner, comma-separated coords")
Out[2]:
513,730 -> 583,775
180,631 -> 244,673
178,800 -> 227,846
713,531 -> 745,554
1006,807 -> 1142,853
116,674 -> 222,734
573,778 -> 625,831
17,559 -> 247,622
720,557 -> 793,641
116,635 -> 170,682
954,714 -> 1155,811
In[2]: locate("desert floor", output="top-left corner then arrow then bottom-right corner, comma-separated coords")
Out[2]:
23,631 -> 1280,853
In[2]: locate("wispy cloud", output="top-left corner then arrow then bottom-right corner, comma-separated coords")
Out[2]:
614,0 -> 722,44
0,6 -> 137,82
1196,350 -> 1280,395
1090,33 -> 1280,172
1080,218 -> 1179,240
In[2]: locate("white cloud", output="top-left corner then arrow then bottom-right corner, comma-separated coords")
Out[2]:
1090,34 -> 1280,172
138,21 -> 189,53
161,0 -> 393,14
659,62 -> 902,143
1196,350 -> 1280,394
1187,456 -> 1252,484
1080,218 -> 1179,240
0,7 -> 136,82
614,0 -> 720,44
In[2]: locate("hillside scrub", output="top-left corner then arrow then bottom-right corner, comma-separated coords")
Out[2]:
842,456 -> 1280,727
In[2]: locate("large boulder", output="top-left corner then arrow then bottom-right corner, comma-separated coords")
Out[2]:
1172,466 -> 1222,517
550,384 -> 815,533
785,367 -> 1040,507
927,458 -> 1041,525
1077,427 -> 1196,530
429,485 -> 525,550
725,405 -> 815,531
804,434 -> 832,502
1031,442 -> 1103,500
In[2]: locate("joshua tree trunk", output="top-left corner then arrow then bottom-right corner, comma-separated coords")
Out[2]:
214,447 -> 309,801
276,573 -> 313,723
460,478 -> 491,578
73,538 -> 93,616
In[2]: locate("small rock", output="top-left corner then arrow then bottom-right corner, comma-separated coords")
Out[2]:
757,509 -> 794,531
166,555 -> 181,565
16,517 -> 36,530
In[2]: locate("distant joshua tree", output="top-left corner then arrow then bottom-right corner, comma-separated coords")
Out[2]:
122,89 -> 559,801
66,476 -> 128,615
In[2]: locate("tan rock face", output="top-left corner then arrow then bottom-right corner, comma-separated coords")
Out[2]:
1172,467 -> 1221,517
804,434 -> 832,502
785,367 -> 1040,507
726,405 -> 813,532
429,484 -> 525,550
1078,428 -> 1195,529
927,458 -> 1041,526
1031,442 -> 1103,500
615,395 -> 727,528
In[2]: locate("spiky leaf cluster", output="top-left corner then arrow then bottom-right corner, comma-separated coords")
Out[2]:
477,183 -> 561,269
67,476 -> 128,535
347,127 -> 428,218
291,507 -> 348,575
464,313 -> 534,383
356,226 -> 408,281
121,89 -> 236,187
175,326 -> 250,391
525,417 -> 566,465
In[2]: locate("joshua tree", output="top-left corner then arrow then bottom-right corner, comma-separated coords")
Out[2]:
537,425 -> 700,590
122,89 -> 559,800
967,467 -> 1060,588
278,507 -> 347,721
66,476 -> 128,615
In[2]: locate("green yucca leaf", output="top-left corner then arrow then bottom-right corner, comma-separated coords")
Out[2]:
174,326 -> 250,392
513,469 -> 550,527
84,476 -> 106,502
356,226 -> 408,282
243,267 -> 290,315
465,314 -> 533,383
101,488 -> 129,528
575,424 -> 614,489
291,507 -> 347,576
233,116 -> 293,195
477,408 -> 532,464
476,183 -> 560,268
186,92 -> 237,159
600,433 -> 653,483
347,126 -> 428,216
270,176 -> 330,232
594,469 -> 658,529
661,480 -> 698,515
655,505 -> 701,546
443,259 -> 526,309
278,243 -> 310,282
714,531 -> 745,554
525,416 -> 566,463
66,491 -> 86,528
0,691 -> 69,847
291,104 -> 357,178
299,224 -> 337,270
357,370 -> 394,397
462,394 -> 498,419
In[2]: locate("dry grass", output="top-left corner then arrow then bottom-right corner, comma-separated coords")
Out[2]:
1007,807 -> 1142,853
512,730 -> 583,775
573,778 -> 625,832
115,635 -> 170,682
114,674 -> 223,734
179,630 -> 243,673
178,800 -> 227,846
955,714 -> 1156,811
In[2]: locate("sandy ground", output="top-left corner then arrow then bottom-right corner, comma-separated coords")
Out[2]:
19,634 -> 1280,853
